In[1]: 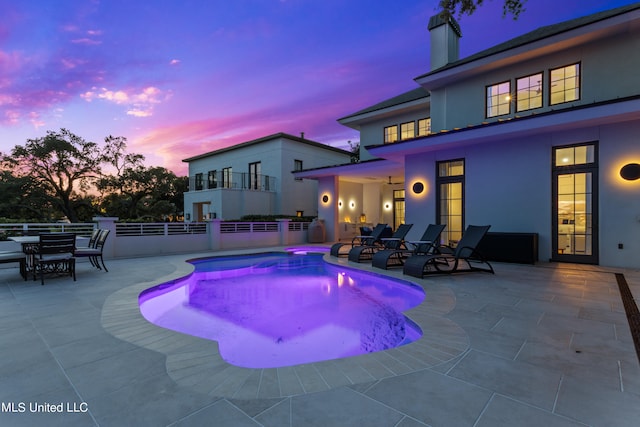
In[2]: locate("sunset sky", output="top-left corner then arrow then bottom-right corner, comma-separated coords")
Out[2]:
1,0 -> 636,176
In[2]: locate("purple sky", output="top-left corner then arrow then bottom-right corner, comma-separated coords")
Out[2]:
1,0 -> 635,175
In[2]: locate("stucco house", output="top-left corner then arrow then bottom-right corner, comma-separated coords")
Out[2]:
295,3 -> 640,269
182,132 -> 352,221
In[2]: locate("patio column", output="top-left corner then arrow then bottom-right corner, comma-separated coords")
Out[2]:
209,219 -> 222,251
318,176 -> 339,242
277,219 -> 290,245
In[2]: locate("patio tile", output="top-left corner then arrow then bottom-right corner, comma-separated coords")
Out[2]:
448,350 -> 562,410
87,373 -> 217,426
289,387 -> 404,427
173,400 -> 261,427
365,368 -> 492,426
475,394 -> 584,427
65,347 -> 168,399
554,374 -> 640,426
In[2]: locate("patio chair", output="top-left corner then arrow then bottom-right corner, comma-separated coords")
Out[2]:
76,228 -> 100,250
372,223 -> 446,270
33,233 -> 76,285
348,223 -> 413,263
403,225 -> 494,278
330,223 -> 388,257
0,251 -> 27,280
74,229 -> 110,272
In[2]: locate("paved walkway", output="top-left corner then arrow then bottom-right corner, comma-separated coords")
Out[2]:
1,248 -> 639,426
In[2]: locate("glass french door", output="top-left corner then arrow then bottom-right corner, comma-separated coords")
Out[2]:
393,189 -> 405,230
436,159 -> 464,246
552,144 -> 598,264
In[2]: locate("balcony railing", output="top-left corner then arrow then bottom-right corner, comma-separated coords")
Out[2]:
188,171 -> 276,192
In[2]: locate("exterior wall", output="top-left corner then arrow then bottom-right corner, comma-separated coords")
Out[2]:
279,139 -> 351,217
403,120 -> 640,267
359,109 -> 430,161
185,136 -> 351,220
336,181 -> 363,225
598,120 -> 640,268
428,27 -> 640,132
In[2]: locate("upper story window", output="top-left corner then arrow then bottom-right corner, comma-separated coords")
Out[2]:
400,121 -> 415,140
207,170 -> 217,189
550,63 -> 580,105
486,81 -> 511,118
417,118 -> 431,136
516,72 -> 543,112
294,159 -> 303,181
194,173 -> 203,191
222,167 -> 232,188
384,125 -> 398,144
248,162 -> 261,190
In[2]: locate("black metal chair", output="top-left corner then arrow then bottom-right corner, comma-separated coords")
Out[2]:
403,225 -> 494,278
74,229 -> 110,272
372,223 -> 446,270
33,233 -> 76,285
348,223 -> 413,263
330,223 -> 388,257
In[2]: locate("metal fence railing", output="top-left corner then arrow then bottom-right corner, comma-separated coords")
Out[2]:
0,223 -> 96,238
219,222 -> 280,233
115,222 -> 208,237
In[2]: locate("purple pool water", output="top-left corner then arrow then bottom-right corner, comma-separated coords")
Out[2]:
139,252 -> 424,368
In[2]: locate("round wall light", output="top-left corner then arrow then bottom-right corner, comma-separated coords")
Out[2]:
620,163 -> 640,181
384,203 -> 391,210
350,201 -> 355,209
338,200 -> 343,208
412,182 -> 425,194
321,194 -> 330,204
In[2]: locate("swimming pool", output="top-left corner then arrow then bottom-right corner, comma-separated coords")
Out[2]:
139,252 -> 424,368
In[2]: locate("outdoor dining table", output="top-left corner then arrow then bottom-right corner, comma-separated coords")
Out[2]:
8,234 -> 89,276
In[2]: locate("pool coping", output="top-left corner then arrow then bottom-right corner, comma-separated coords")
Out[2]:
101,249 -> 470,399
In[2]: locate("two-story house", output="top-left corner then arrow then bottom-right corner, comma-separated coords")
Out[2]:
182,132 -> 352,221
295,3 -> 640,269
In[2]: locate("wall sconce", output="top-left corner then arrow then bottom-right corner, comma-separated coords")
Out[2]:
321,194 -> 330,204
338,200 -> 343,208
384,203 -> 391,210
620,163 -> 640,181
412,182 -> 425,194
350,201 -> 355,209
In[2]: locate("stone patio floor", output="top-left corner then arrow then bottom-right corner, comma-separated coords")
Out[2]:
1,247 -> 639,426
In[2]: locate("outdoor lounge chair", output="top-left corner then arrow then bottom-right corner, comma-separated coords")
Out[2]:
403,225 -> 494,278
372,223 -> 446,270
348,223 -> 413,263
74,229 -> 110,272
33,233 -> 76,285
330,223 -> 388,257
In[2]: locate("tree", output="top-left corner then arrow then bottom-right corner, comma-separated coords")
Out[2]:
2,129 -> 107,222
97,165 -> 184,220
0,169 -> 54,220
438,0 -> 526,20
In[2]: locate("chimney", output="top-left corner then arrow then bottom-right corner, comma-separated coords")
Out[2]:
428,14 -> 462,71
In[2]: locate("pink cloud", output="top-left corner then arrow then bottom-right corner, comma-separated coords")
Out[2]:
81,86 -> 170,117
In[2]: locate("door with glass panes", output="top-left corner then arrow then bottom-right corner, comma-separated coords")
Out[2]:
436,159 -> 464,246
552,143 -> 598,264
